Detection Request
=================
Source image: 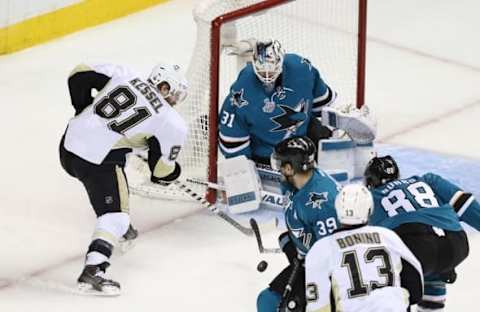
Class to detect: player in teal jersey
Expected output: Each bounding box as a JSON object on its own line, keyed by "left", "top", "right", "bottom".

{"left": 365, "top": 155, "right": 477, "bottom": 311}
{"left": 257, "top": 136, "right": 340, "bottom": 312}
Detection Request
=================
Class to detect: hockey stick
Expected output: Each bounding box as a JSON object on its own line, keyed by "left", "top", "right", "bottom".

{"left": 278, "top": 257, "right": 303, "bottom": 312}
{"left": 186, "top": 178, "right": 225, "bottom": 191}
{"left": 172, "top": 180, "right": 254, "bottom": 236}
{"left": 249, "top": 218, "right": 281, "bottom": 254}
{"left": 130, "top": 155, "right": 253, "bottom": 236}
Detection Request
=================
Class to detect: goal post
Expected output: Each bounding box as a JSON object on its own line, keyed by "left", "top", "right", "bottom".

{"left": 130, "top": 0, "right": 368, "bottom": 203}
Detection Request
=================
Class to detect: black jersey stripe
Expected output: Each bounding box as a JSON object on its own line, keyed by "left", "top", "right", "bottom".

{"left": 451, "top": 192, "right": 473, "bottom": 214}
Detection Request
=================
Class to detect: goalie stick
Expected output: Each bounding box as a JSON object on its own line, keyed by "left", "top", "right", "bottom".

{"left": 249, "top": 218, "right": 281, "bottom": 254}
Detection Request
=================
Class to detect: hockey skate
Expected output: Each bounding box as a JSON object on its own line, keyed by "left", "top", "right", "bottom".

{"left": 77, "top": 262, "right": 120, "bottom": 296}
{"left": 117, "top": 224, "right": 138, "bottom": 254}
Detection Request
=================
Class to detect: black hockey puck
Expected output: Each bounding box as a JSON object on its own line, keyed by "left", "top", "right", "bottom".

{"left": 257, "top": 260, "right": 268, "bottom": 272}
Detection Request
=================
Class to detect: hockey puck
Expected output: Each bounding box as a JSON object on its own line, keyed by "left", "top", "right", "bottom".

{"left": 257, "top": 260, "right": 268, "bottom": 272}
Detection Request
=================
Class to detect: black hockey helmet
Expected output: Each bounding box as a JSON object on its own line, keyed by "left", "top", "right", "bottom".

{"left": 271, "top": 136, "right": 316, "bottom": 173}
{"left": 364, "top": 155, "right": 399, "bottom": 188}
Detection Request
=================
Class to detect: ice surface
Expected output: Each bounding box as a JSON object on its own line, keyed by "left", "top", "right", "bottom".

{"left": 0, "top": 0, "right": 479, "bottom": 311}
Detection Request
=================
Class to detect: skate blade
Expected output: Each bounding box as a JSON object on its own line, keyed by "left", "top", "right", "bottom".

{"left": 77, "top": 282, "right": 121, "bottom": 297}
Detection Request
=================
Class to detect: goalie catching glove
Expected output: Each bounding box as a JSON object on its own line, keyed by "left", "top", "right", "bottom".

{"left": 322, "top": 103, "right": 377, "bottom": 144}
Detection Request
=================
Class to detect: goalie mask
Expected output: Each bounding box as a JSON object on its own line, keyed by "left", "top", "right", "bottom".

{"left": 335, "top": 184, "right": 374, "bottom": 225}
{"left": 253, "top": 39, "right": 285, "bottom": 86}
{"left": 271, "top": 136, "right": 316, "bottom": 173}
{"left": 148, "top": 63, "right": 188, "bottom": 106}
{"left": 364, "top": 155, "right": 400, "bottom": 189}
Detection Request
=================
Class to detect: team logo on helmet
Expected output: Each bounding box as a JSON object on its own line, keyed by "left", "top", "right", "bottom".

{"left": 230, "top": 89, "right": 249, "bottom": 108}
{"left": 306, "top": 192, "right": 328, "bottom": 209}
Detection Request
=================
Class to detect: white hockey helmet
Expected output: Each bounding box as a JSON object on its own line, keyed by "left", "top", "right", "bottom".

{"left": 148, "top": 63, "right": 188, "bottom": 105}
{"left": 335, "top": 184, "right": 374, "bottom": 225}
{"left": 252, "top": 39, "right": 285, "bottom": 85}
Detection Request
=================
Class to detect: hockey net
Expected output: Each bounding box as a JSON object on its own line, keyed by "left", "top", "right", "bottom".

{"left": 128, "top": 0, "right": 367, "bottom": 202}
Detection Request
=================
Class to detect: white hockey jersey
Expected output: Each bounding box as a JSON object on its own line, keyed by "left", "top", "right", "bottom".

{"left": 305, "top": 225, "right": 423, "bottom": 312}
{"left": 64, "top": 63, "right": 187, "bottom": 166}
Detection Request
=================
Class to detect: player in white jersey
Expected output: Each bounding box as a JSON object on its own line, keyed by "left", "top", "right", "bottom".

{"left": 59, "top": 62, "right": 188, "bottom": 295}
{"left": 305, "top": 184, "right": 424, "bottom": 312}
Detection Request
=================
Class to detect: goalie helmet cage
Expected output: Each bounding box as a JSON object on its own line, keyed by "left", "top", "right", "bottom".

{"left": 161, "top": 0, "right": 367, "bottom": 203}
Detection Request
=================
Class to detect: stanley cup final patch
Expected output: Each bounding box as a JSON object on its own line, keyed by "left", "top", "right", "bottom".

{"left": 262, "top": 98, "right": 275, "bottom": 113}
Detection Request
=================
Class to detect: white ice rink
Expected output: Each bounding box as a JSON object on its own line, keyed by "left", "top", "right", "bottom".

{"left": 0, "top": 0, "right": 479, "bottom": 311}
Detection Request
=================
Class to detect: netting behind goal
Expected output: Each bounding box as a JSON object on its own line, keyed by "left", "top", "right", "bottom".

{"left": 132, "top": 0, "right": 367, "bottom": 202}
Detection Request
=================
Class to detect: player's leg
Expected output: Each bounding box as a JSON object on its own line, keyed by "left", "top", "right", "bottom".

{"left": 257, "top": 265, "right": 306, "bottom": 312}
{"left": 437, "top": 229, "right": 469, "bottom": 279}
{"left": 257, "top": 288, "right": 282, "bottom": 312}
{"left": 394, "top": 223, "right": 441, "bottom": 276}
{"left": 72, "top": 159, "right": 131, "bottom": 295}
{"left": 417, "top": 276, "right": 446, "bottom": 312}
{"left": 417, "top": 229, "right": 469, "bottom": 311}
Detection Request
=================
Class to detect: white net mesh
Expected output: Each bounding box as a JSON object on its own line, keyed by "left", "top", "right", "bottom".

{"left": 131, "top": 0, "right": 365, "bottom": 200}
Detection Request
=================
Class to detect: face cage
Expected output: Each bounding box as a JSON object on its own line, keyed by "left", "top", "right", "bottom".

{"left": 254, "top": 64, "right": 282, "bottom": 85}
{"left": 270, "top": 152, "right": 282, "bottom": 171}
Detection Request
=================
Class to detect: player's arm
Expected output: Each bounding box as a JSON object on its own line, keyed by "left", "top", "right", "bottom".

{"left": 305, "top": 240, "right": 333, "bottom": 312}
{"left": 278, "top": 231, "right": 299, "bottom": 263}
{"left": 311, "top": 65, "right": 337, "bottom": 117}
{"left": 423, "top": 173, "right": 480, "bottom": 231}
{"left": 218, "top": 90, "right": 252, "bottom": 159}
{"left": 68, "top": 64, "right": 111, "bottom": 115}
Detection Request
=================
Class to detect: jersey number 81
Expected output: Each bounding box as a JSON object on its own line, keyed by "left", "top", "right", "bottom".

{"left": 95, "top": 86, "right": 152, "bottom": 134}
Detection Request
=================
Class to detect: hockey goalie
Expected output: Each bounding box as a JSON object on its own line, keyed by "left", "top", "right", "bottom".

{"left": 216, "top": 37, "right": 377, "bottom": 214}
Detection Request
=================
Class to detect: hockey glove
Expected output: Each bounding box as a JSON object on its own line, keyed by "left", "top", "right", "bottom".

{"left": 151, "top": 162, "right": 181, "bottom": 186}
{"left": 278, "top": 231, "right": 298, "bottom": 264}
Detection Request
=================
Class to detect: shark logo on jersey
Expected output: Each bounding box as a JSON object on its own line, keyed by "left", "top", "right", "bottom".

{"left": 301, "top": 58, "right": 313, "bottom": 71}
{"left": 270, "top": 99, "right": 307, "bottom": 134}
{"left": 306, "top": 192, "right": 328, "bottom": 209}
{"left": 230, "top": 88, "right": 248, "bottom": 108}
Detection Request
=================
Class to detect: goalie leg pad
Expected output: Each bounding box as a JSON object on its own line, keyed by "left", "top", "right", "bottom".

{"left": 317, "top": 139, "right": 376, "bottom": 182}
{"left": 353, "top": 142, "right": 376, "bottom": 178}
{"left": 317, "top": 138, "right": 355, "bottom": 183}
{"left": 218, "top": 155, "right": 263, "bottom": 214}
